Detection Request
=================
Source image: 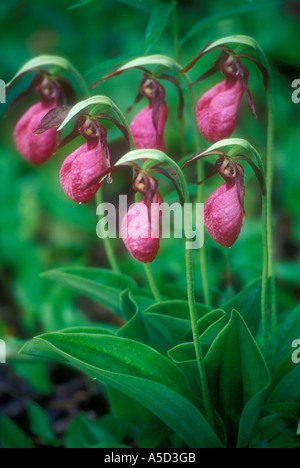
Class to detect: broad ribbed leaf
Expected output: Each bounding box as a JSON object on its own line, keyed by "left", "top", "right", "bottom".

{"left": 118, "top": 300, "right": 211, "bottom": 353}
{"left": 267, "top": 365, "right": 300, "bottom": 404}
{"left": 221, "top": 278, "right": 262, "bottom": 335}
{"left": 21, "top": 331, "right": 223, "bottom": 448}
{"left": 205, "top": 310, "right": 270, "bottom": 446}
{"left": 41, "top": 267, "right": 137, "bottom": 317}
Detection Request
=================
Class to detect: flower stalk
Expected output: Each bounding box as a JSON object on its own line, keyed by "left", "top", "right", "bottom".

{"left": 160, "top": 154, "right": 215, "bottom": 429}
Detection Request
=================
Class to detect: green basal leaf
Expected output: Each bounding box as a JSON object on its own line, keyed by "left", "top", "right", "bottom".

{"left": 185, "top": 309, "right": 225, "bottom": 342}
{"left": 21, "top": 331, "right": 223, "bottom": 448}
{"left": 204, "top": 310, "right": 270, "bottom": 446}
{"left": 108, "top": 386, "right": 155, "bottom": 426}
{"left": 275, "top": 305, "right": 300, "bottom": 361}
{"left": 144, "top": 300, "right": 210, "bottom": 320}
{"left": 264, "top": 402, "right": 300, "bottom": 422}
{"left": 266, "top": 365, "right": 300, "bottom": 405}
{"left": 221, "top": 278, "right": 262, "bottom": 336}
{"left": 250, "top": 415, "right": 300, "bottom": 448}
{"left": 118, "top": 300, "right": 211, "bottom": 354}
{"left": 119, "top": 289, "right": 139, "bottom": 321}
{"left": 41, "top": 267, "right": 137, "bottom": 318}
{"left": 237, "top": 383, "right": 270, "bottom": 448}
{"left": 139, "top": 418, "right": 171, "bottom": 448}
{"left": 168, "top": 343, "right": 196, "bottom": 363}
{"left": 21, "top": 331, "right": 191, "bottom": 398}
{"left": 199, "top": 315, "right": 228, "bottom": 348}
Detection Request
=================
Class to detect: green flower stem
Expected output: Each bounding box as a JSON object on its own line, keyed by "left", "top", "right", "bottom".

{"left": 266, "top": 84, "right": 277, "bottom": 359}
{"left": 144, "top": 263, "right": 162, "bottom": 303}
{"left": 258, "top": 46, "right": 277, "bottom": 359}
{"left": 187, "top": 84, "right": 212, "bottom": 307}
{"left": 163, "top": 155, "right": 214, "bottom": 428}
{"left": 225, "top": 248, "right": 232, "bottom": 301}
{"left": 172, "top": 2, "right": 186, "bottom": 158}
{"left": 69, "top": 64, "right": 90, "bottom": 98}
{"left": 96, "top": 190, "right": 120, "bottom": 274}
{"left": 261, "top": 195, "right": 270, "bottom": 360}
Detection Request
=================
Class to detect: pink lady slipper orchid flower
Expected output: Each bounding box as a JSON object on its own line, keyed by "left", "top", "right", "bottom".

{"left": 204, "top": 160, "right": 245, "bottom": 247}
{"left": 129, "top": 77, "right": 168, "bottom": 151}
{"left": 60, "top": 119, "right": 110, "bottom": 204}
{"left": 120, "top": 173, "right": 163, "bottom": 263}
{"left": 15, "top": 99, "right": 57, "bottom": 165}
{"left": 196, "top": 76, "right": 244, "bottom": 143}
{"left": 121, "top": 192, "right": 163, "bottom": 263}
{"left": 13, "top": 77, "right": 63, "bottom": 165}
{"left": 182, "top": 50, "right": 259, "bottom": 144}
{"left": 60, "top": 141, "right": 107, "bottom": 204}
{"left": 10, "top": 72, "right": 77, "bottom": 166}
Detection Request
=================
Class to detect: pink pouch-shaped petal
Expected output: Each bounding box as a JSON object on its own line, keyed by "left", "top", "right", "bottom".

{"left": 60, "top": 142, "right": 106, "bottom": 204}
{"left": 130, "top": 103, "right": 168, "bottom": 151}
{"left": 14, "top": 101, "right": 57, "bottom": 165}
{"left": 121, "top": 194, "right": 163, "bottom": 263}
{"left": 204, "top": 182, "right": 245, "bottom": 247}
{"left": 196, "top": 78, "right": 244, "bottom": 143}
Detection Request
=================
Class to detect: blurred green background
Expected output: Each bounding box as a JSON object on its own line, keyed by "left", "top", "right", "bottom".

{"left": 0, "top": 0, "right": 299, "bottom": 435}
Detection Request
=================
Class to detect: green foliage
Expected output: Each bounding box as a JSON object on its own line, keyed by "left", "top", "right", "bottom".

{"left": 0, "top": 417, "right": 35, "bottom": 449}
{"left": 0, "top": 0, "right": 299, "bottom": 450}
{"left": 21, "top": 330, "right": 223, "bottom": 448}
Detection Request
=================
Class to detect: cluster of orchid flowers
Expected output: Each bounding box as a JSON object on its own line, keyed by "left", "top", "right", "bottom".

{"left": 8, "top": 45, "right": 266, "bottom": 264}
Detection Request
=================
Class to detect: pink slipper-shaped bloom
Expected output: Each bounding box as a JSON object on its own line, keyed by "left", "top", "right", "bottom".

{"left": 196, "top": 78, "right": 244, "bottom": 143}
{"left": 130, "top": 102, "right": 168, "bottom": 151}
{"left": 204, "top": 180, "right": 245, "bottom": 247}
{"left": 14, "top": 100, "right": 57, "bottom": 165}
{"left": 121, "top": 193, "right": 163, "bottom": 263}
{"left": 60, "top": 141, "right": 107, "bottom": 204}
